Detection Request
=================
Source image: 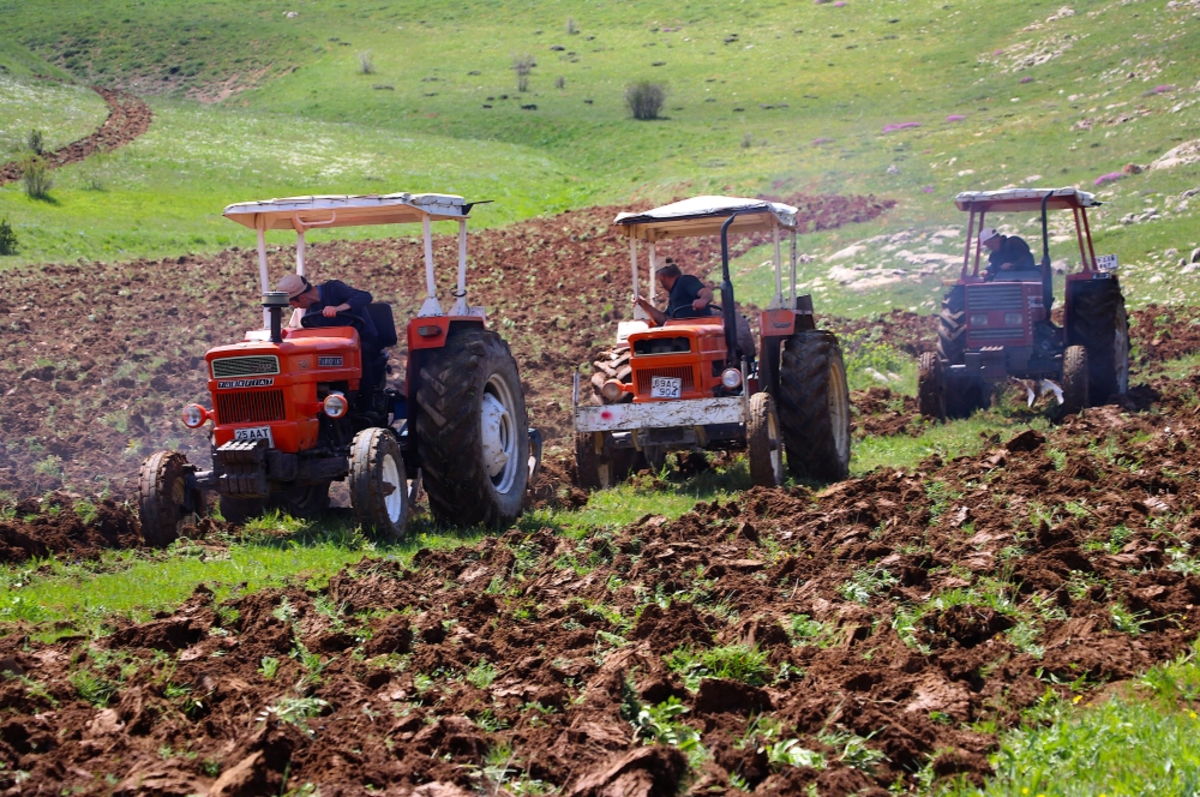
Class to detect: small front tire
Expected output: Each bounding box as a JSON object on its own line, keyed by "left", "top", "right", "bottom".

{"left": 138, "top": 451, "right": 203, "bottom": 547}
{"left": 1061, "top": 345, "right": 1089, "bottom": 416}
{"left": 917, "top": 352, "right": 947, "bottom": 421}
{"left": 349, "top": 428, "right": 407, "bottom": 540}
{"left": 747, "top": 392, "right": 784, "bottom": 487}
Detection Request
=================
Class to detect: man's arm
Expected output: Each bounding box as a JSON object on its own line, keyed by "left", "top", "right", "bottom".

{"left": 320, "top": 280, "right": 373, "bottom": 317}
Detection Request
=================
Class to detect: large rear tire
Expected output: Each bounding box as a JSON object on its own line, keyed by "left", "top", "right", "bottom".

{"left": 1061, "top": 345, "right": 1089, "bottom": 416}
{"left": 1069, "top": 279, "right": 1128, "bottom": 404}
{"left": 937, "top": 285, "right": 968, "bottom": 365}
{"left": 747, "top": 392, "right": 784, "bottom": 487}
{"left": 414, "top": 327, "right": 530, "bottom": 528}
{"left": 917, "top": 352, "right": 946, "bottom": 421}
{"left": 349, "top": 428, "right": 407, "bottom": 540}
{"left": 138, "top": 451, "right": 202, "bottom": 548}
{"left": 759, "top": 336, "right": 783, "bottom": 398}
{"left": 776, "top": 330, "right": 851, "bottom": 482}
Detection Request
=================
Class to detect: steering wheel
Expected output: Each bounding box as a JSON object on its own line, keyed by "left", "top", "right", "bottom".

{"left": 669, "top": 303, "right": 717, "bottom": 319}
{"left": 301, "top": 310, "right": 366, "bottom": 332}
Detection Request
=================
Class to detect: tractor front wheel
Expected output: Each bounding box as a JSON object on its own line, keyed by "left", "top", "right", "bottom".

{"left": 415, "top": 327, "right": 530, "bottom": 528}
{"left": 917, "top": 352, "right": 946, "bottom": 421}
{"left": 747, "top": 392, "right": 784, "bottom": 487}
{"left": 138, "top": 451, "right": 203, "bottom": 547}
{"left": 349, "top": 428, "right": 407, "bottom": 540}
{"left": 574, "top": 433, "right": 643, "bottom": 489}
{"left": 777, "top": 330, "right": 851, "bottom": 481}
{"left": 1061, "top": 345, "right": 1089, "bottom": 416}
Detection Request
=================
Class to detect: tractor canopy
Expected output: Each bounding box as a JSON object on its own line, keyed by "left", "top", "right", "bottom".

{"left": 222, "top": 192, "right": 469, "bottom": 229}
{"left": 614, "top": 195, "right": 797, "bottom": 240}
{"left": 954, "top": 187, "right": 1100, "bottom": 214}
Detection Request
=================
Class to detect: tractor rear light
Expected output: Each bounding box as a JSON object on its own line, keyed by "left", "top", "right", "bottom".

{"left": 720, "top": 368, "right": 742, "bottom": 389}
{"left": 600, "top": 379, "right": 625, "bottom": 402}
{"left": 323, "top": 392, "right": 349, "bottom": 419}
{"left": 417, "top": 325, "right": 443, "bottom": 337}
{"left": 1004, "top": 312, "right": 1023, "bottom": 326}
{"left": 969, "top": 313, "right": 988, "bottom": 326}
{"left": 181, "top": 404, "right": 209, "bottom": 428}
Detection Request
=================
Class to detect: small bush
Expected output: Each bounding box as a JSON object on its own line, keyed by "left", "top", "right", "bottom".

{"left": 21, "top": 155, "right": 52, "bottom": 199}
{"left": 27, "top": 129, "right": 44, "bottom": 155}
{"left": 566, "top": 17, "right": 579, "bottom": 35}
{"left": 625, "top": 81, "right": 668, "bottom": 120}
{"left": 358, "top": 51, "right": 375, "bottom": 74}
{"left": 513, "top": 54, "right": 535, "bottom": 92}
{"left": 0, "top": 220, "right": 16, "bottom": 256}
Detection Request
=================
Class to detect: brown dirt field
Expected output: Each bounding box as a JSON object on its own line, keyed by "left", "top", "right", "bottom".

{"left": 2, "top": 376, "right": 1200, "bottom": 794}
{"left": 0, "top": 87, "right": 152, "bottom": 184}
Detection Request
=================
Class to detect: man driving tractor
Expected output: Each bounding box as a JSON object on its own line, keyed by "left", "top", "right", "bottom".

{"left": 633, "top": 259, "right": 715, "bottom": 324}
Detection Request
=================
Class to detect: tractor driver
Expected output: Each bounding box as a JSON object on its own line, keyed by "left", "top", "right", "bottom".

{"left": 980, "top": 227, "right": 1037, "bottom": 281}
{"left": 277, "top": 274, "right": 384, "bottom": 394}
{"left": 633, "top": 260, "right": 715, "bottom": 326}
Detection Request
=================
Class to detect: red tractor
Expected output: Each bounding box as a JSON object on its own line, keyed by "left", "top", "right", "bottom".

{"left": 920, "top": 187, "right": 1129, "bottom": 419}
{"left": 139, "top": 193, "right": 539, "bottom": 545}
{"left": 574, "top": 196, "right": 851, "bottom": 487}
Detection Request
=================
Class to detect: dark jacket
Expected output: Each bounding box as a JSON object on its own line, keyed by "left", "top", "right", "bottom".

{"left": 666, "top": 275, "right": 715, "bottom": 319}
{"left": 986, "top": 236, "right": 1036, "bottom": 278}
{"left": 305, "top": 279, "right": 379, "bottom": 348}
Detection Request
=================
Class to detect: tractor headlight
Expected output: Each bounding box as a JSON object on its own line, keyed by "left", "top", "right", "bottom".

{"left": 600, "top": 379, "right": 624, "bottom": 402}
{"left": 721, "top": 368, "right": 743, "bottom": 389}
{"left": 969, "top": 313, "right": 988, "bottom": 326}
{"left": 323, "top": 392, "right": 348, "bottom": 419}
{"left": 182, "top": 404, "right": 209, "bottom": 428}
{"left": 1004, "top": 312, "right": 1024, "bottom": 326}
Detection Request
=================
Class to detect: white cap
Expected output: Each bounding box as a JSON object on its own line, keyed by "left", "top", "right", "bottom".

{"left": 276, "top": 273, "right": 310, "bottom": 299}
{"left": 978, "top": 227, "right": 1000, "bottom": 244}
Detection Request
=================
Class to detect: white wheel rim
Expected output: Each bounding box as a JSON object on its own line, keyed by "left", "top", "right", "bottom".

{"left": 482, "top": 374, "right": 518, "bottom": 494}
{"left": 767, "top": 401, "right": 783, "bottom": 485}
{"left": 830, "top": 359, "right": 851, "bottom": 465}
{"left": 381, "top": 452, "right": 403, "bottom": 524}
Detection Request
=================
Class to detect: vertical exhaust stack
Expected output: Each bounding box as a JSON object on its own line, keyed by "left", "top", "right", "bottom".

{"left": 262, "top": 291, "right": 290, "bottom": 344}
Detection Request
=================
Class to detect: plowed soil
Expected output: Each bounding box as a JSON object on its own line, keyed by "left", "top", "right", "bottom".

{"left": 5, "top": 194, "right": 1200, "bottom": 794}
{"left": 0, "top": 87, "right": 152, "bottom": 183}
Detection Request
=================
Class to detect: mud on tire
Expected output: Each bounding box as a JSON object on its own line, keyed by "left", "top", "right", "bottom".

{"left": 917, "top": 351, "right": 946, "bottom": 421}
{"left": 776, "top": 330, "right": 851, "bottom": 481}
{"left": 1068, "top": 278, "right": 1129, "bottom": 403}
{"left": 1061, "top": 345, "right": 1089, "bottom": 416}
{"left": 349, "top": 427, "right": 407, "bottom": 540}
{"left": 415, "top": 326, "right": 530, "bottom": 528}
{"left": 747, "top": 392, "right": 784, "bottom": 487}
{"left": 937, "top": 285, "right": 967, "bottom": 365}
{"left": 138, "top": 451, "right": 202, "bottom": 547}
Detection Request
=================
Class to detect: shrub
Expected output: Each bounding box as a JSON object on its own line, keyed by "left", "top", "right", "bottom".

{"left": 358, "top": 51, "right": 375, "bottom": 74}
{"left": 21, "top": 155, "right": 52, "bottom": 199}
{"left": 513, "top": 54, "right": 535, "bottom": 92}
{"left": 0, "top": 220, "right": 16, "bottom": 256}
{"left": 27, "top": 128, "right": 44, "bottom": 155}
{"left": 625, "top": 81, "right": 668, "bottom": 120}
{"left": 566, "top": 17, "right": 579, "bottom": 35}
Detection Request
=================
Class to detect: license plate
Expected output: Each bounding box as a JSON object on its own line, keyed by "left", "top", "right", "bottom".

{"left": 1096, "top": 254, "right": 1119, "bottom": 272}
{"left": 650, "top": 377, "right": 682, "bottom": 398}
{"left": 234, "top": 426, "right": 274, "bottom": 446}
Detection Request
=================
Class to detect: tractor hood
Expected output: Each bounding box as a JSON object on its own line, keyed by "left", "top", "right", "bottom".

{"left": 614, "top": 196, "right": 798, "bottom": 241}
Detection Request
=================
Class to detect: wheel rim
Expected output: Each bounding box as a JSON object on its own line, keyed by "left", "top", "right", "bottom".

{"left": 482, "top": 373, "right": 518, "bottom": 494}
{"left": 381, "top": 452, "right": 403, "bottom": 524}
{"left": 767, "top": 403, "right": 783, "bottom": 485}
{"left": 829, "top": 358, "right": 851, "bottom": 465}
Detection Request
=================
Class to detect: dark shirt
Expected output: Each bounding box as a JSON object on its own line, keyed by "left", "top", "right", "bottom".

{"left": 986, "top": 236, "right": 1036, "bottom": 278}
{"left": 305, "top": 279, "right": 379, "bottom": 348}
{"left": 665, "top": 275, "right": 713, "bottom": 319}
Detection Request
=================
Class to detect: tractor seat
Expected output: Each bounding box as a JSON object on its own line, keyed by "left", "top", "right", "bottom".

{"left": 367, "top": 302, "right": 398, "bottom": 348}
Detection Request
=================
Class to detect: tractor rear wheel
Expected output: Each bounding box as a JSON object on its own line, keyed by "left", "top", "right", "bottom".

{"left": 218, "top": 495, "right": 265, "bottom": 526}
{"left": 917, "top": 352, "right": 947, "bottom": 421}
{"left": 349, "top": 428, "right": 407, "bottom": 540}
{"left": 776, "top": 330, "right": 851, "bottom": 481}
{"left": 747, "top": 392, "right": 784, "bottom": 487}
{"left": 138, "top": 451, "right": 202, "bottom": 547}
{"left": 415, "top": 327, "right": 530, "bottom": 528}
{"left": 937, "top": 286, "right": 968, "bottom": 365}
{"left": 1069, "top": 279, "right": 1129, "bottom": 403}
{"left": 1061, "top": 345, "right": 1090, "bottom": 415}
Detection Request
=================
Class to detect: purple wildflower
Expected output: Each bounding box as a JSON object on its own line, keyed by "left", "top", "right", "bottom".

{"left": 1094, "top": 172, "right": 1125, "bottom": 186}
{"left": 833, "top": 1, "right": 846, "bottom": 5}
{"left": 922, "top": 185, "right": 936, "bottom": 194}
{"left": 882, "top": 122, "right": 921, "bottom": 133}
{"left": 993, "top": 49, "right": 1005, "bottom": 56}
{"left": 811, "top": 137, "right": 834, "bottom": 145}
{"left": 1152, "top": 84, "right": 1174, "bottom": 93}
{"left": 945, "top": 114, "right": 965, "bottom": 122}
{"left": 1020, "top": 76, "right": 1033, "bottom": 84}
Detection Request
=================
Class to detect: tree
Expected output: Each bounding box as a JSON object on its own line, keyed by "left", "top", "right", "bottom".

{"left": 625, "top": 81, "right": 668, "bottom": 120}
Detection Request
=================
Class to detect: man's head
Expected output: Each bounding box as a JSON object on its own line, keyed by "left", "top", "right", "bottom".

{"left": 655, "top": 261, "right": 682, "bottom": 289}
{"left": 276, "top": 274, "right": 319, "bottom": 308}
{"left": 979, "top": 227, "right": 1002, "bottom": 252}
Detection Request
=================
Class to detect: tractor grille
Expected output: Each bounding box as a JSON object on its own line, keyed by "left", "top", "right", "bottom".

{"left": 970, "top": 328, "right": 1026, "bottom": 342}
{"left": 215, "top": 390, "right": 286, "bottom": 424}
{"left": 967, "top": 284, "right": 1024, "bottom": 311}
{"left": 211, "top": 355, "right": 280, "bottom": 379}
{"left": 635, "top": 366, "right": 696, "bottom": 395}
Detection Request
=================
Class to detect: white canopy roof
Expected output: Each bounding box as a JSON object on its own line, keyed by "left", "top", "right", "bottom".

{"left": 954, "top": 187, "right": 1099, "bottom": 212}
{"left": 613, "top": 195, "right": 798, "bottom": 241}
{"left": 223, "top": 192, "right": 468, "bottom": 231}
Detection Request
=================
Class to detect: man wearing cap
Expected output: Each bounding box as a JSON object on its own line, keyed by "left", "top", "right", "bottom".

{"left": 633, "top": 260, "right": 715, "bottom": 326}
{"left": 277, "top": 274, "right": 383, "bottom": 393}
{"left": 979, "top": 227, "right": 1036, "bottom": 281}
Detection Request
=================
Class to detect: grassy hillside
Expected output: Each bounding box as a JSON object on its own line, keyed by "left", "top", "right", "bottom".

{"left": 0, "top": 0, "right": 1197, "bottom": 295}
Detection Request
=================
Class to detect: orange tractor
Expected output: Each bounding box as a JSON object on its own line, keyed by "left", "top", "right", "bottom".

{"left": 574, "top": 196, "right": 851, "bottom": 487}
{"left": 920, "top": 187, "right": 1129, "bottom": 418}
{"left": 139, "top": 193, "right": 539, "bottom": 545}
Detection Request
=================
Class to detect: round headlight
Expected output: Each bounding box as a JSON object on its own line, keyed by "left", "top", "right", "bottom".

{"left": 182, "top": 404, "right": 208, "bottom": 428}
{"left": 323, "top": 392, "right": 348, "bottom": 419}
{"left": 600, "top": 379, "right": 624, "bottom": 402}
{"left": 720, "top": 368, "right": 742, "bottom": 389}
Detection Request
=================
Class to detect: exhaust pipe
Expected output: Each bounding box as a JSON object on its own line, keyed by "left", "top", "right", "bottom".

{"left": 262, "top": 291, "right": 290, "bottom": 344}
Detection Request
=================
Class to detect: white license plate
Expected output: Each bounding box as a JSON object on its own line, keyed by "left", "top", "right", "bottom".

{"left": 1096, "top": 254, "right": 1119, "bottom": 272}
{"left": 234, "top": 426, "right": 274, "bottom": 446}
{"left": 650, "top": 377, "right": 682, "bottom": 398}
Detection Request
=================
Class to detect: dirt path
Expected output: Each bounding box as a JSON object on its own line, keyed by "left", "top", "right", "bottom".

{"left": 0, "top": 86, "right": 152, "bottom": 184}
